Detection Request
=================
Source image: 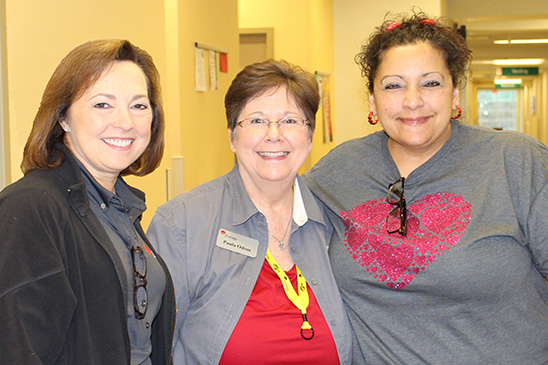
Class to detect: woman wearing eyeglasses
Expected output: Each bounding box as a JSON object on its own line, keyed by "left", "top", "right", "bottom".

{"left": 0, "top": 40, "right": 175, "bottom": 364}
{"left": 304, "top": 10, "right": 548, "bottom": 364}
{"left": 147, "top": 60, "right": 351, "bottom": 364}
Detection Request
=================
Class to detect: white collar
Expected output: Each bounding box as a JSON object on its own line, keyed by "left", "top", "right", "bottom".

{"left": 292, "top": 178, "right": 308, "bottom": 227}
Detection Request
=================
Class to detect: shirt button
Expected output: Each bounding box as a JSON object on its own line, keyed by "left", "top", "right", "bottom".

{"left": 146, "top": 322, "right": 150, "bottom": 328}
{"left": 330, "top": 319, "right": 337, "bottom": 326}
{"left": 100, "top": 203, "right": 106, "bottom": 209}
{"left": 310, "top": 279, "right": 318, "bottom": 285}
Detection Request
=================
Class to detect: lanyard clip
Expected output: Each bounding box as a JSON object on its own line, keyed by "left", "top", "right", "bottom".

{"left": 300, "top": 313, "right": 314, "bottom": 340}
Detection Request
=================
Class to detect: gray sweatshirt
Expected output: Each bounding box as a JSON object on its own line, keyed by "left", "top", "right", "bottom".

{"left": 304, "top": 120, "right": 548, "bottom": 364}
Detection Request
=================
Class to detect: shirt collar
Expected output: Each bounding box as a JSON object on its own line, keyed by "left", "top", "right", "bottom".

{"left": 294, "top": 174, "right": 328, "bottom": 228}
{"left": 76, "top": 158, "right": 146, "bottom": 213}
{"left": 229, "top": 165, "right": 260, "bottom": 226}
{"left": 293, "top": 178, "right": 307, "bottom": 227}
{"left": 228, "top": 164, "right": 327, "bottom": 229}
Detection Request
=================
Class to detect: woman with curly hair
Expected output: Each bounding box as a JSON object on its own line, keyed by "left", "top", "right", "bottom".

{"left": 305, "top": 10, "right": 548, "bottom": 364}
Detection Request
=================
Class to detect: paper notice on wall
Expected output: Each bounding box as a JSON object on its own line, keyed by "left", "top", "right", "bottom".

{"left": 209, "top": 50, "right": 218, "bottom": 91}
{"left": 317, "top": 75, "right": 324, "bottom": 105}
{"left": 195, "top": 47, "right": 207, "bottom": 92}
{"left": 322, "top": 75, "right": 333, "bottom": 143}
{"left": 316, "top": 74, "right": 333, "bottom": 143}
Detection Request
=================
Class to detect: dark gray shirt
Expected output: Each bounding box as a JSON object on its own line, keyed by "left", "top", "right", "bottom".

{"left": 304, "top": 120, "right": 548, "bottom": 364}
{"left": 78, "top": 163, "right": 166, "bottom": 365}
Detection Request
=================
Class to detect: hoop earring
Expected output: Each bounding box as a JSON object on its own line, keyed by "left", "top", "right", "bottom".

{"left": 368, "top": 112, "right": 378, "bottom": 125}
{"left": 451, "top": 105, "right": 462, "bottom": 120}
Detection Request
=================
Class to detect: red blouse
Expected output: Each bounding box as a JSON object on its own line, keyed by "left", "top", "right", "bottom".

{"left": 219, "top": 259, "right": 340, "bottom": 364}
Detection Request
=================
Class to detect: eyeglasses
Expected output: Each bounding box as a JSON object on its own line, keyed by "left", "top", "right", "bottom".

{"left": 132, "top": 246, "right": 148, "bottom": 319}
{"left": 236, "top": 117, "right": 310, "bottom": 131}
{"left": 386, "top": 177, "right": 407, "bottom": 236}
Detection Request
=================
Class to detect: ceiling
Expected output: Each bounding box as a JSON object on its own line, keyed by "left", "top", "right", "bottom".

{"left": 456, "top": 15, "right": 548, "bottom": 84}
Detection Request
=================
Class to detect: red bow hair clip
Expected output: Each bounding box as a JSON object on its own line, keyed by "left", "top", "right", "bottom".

{"left": 420, "top": 19, "right": 437, "bottom": 25}
{"left": 385, "top": 21, "right": 401, "bottom": 31}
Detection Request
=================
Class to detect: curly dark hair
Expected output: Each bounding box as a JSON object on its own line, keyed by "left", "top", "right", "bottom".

{"left": 355, "top": 9, "right": 472, "bottom": 93}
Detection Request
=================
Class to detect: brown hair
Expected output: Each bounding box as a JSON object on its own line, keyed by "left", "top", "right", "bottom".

{"left": 355, "top": 9, "right": 472, "bottom": 93}
{"left": 21, "top": 39, "right": 164, "bottom": 176}
{"left": 225, "top": 59, "right": 319, "bottom": 134}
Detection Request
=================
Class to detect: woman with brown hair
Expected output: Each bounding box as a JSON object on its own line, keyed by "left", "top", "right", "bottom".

{"left": 148, "top": 59, "right": 351, "bottom": 364}
{"left": 0, "top": 39, "right": 175, "bottom": 364}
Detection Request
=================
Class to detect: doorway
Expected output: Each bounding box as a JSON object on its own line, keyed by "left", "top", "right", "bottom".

{"left": 477, "top": 89, "right": 520, "bottom": 131}
{"left": 239, "top": 27, "right": 274, "bottom": 70}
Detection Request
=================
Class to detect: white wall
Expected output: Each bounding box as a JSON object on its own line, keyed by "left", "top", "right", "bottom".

{"left": 333, "top": 0, "right": 445, "bottom": 144}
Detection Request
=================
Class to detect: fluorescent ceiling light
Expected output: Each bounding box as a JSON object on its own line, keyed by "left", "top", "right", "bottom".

{"left": 494, "top": 39, "right": 548, "bottom": 44}
{"left": 492, "top": 58, "right": 544, "bottom": 65}
{"left": 494, "top": 78, "right": 522, "bottom": 84}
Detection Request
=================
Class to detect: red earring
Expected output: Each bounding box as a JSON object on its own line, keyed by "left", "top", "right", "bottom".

{"left": 368, "top": 112, "right": 378, "bottom": 125}
{"left": 451, "top": 105, "right": 462, "bottom": 120}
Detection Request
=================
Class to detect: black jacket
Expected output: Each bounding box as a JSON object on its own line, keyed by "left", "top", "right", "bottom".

{"left": 0, "top": 145, "right": 175, "bottom": 364}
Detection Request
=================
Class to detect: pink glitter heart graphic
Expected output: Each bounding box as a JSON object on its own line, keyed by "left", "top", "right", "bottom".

{"left": 342, "top": 192, "right": 471, "bottom": 290}
{"left": 347, "top": 226, "right": 368, "bottom": 250}
{"left": 414, "top": 236, "right": 439, "bottom": 254}
{"left": 377, "top": 243, "right": 414, "bottom": 281}
{"left": 368, "top": 233, "right": 385, "bottom": 250}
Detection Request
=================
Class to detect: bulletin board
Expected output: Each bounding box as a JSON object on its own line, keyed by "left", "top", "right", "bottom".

{"left": 194, "top": 42, "right": 228, "bottom": 92}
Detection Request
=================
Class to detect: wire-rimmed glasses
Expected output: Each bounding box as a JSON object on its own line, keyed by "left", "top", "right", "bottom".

{"left": 386, "top": 177, "right": 407, "bottom": 236}
{"left": 236, "top": 117, "right": 310, "bottom": 132}
{"left": 132, "top": 246, "right": 148, "bottom": 319}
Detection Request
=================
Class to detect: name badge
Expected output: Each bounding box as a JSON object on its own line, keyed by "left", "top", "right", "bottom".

{"left": 216, "top": 229, "right": 259, "bottom": 258}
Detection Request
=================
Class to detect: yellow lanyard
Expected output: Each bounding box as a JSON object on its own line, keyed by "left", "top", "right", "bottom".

{"left": 265, "top": 249, "right": 314, "bottom": 340}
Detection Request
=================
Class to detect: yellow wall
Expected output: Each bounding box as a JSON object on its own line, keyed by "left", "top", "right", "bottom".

{"left": 539, "top": 72, "right": 548, "bottom": 143}
{"left": 5, "top": 0, "right": 167, "bottom": 181}
{"left": 130, "top": 0, "right": 239, "bottom": 227}
{"left": 239, "top": 0, "right": 337, "bottom": 170}
{"left": 0, "top": 0, "right": 9, "bottom": 188}
{"left": 173, "top": 1, "right": 239, "bottom": 190}
{"left": 3, "top": 0, "right": 239, "bottom": 227}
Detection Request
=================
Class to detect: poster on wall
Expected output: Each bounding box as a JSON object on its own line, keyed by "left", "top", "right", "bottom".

{"left": 194, "top": 42, "right": 229, "bottom": 92}
{"left": 316, "top": 72, "right": 333, "bottom": 143}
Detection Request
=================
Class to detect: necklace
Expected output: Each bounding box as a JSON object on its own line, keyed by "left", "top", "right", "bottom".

{"left": 269, "top": 208, "right": 293, "bottom": 250}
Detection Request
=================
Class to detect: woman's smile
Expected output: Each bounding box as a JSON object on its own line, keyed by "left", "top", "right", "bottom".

{"left": 257, "top": 151, "right": 289, "bottom": 159}
{"left": 102, "top": 137, "right": 135, "bottom": 148}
